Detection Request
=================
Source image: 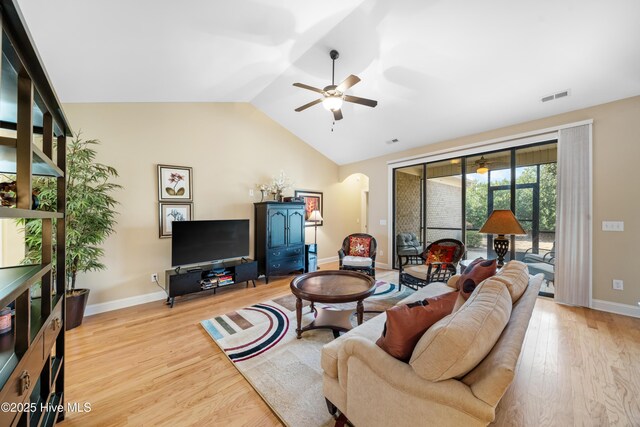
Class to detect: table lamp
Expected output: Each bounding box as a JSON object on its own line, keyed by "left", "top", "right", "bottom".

{"left": 479, "top": 209, "right": 526, "bottom": 267}
{"left": 308, "top": 209, "right": 323, "bottom": 245}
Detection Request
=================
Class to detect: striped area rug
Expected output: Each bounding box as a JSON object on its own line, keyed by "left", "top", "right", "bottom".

{"left": 200, "top": 281, "right": 413, "bottom": 426}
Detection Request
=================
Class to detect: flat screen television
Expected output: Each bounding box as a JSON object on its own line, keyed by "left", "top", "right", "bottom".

{"left": 171, "top": 219, "right": 249, "bottom": 267}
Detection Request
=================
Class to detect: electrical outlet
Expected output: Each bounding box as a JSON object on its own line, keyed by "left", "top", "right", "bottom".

{"left": 379, "top": 219, "right": 387, "bottom": 226}
{"left": 379, "top": 250, "right": 383, "bottom": 257}
{"left": 151, "top": 273, "right": 158, "bottom": 283}
{"left": 612, "top": 279, "right": 623, "bottom": 291}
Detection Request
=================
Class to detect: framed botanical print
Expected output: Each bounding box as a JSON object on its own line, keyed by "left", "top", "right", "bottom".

{"left": 159, "top": 203, "right": 193, "bottom": 238}
{"left": 158, "top": 165, "right": 193, "bottom": 201}
{"left": 295, "top": 190, "right": 323, "bottom": 227}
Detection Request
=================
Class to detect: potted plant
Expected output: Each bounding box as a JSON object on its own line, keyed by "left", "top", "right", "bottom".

{"left": 22, "top": 134, "right": 122, "bottom": 330}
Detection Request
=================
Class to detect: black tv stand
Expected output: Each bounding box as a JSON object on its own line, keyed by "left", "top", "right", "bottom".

{"left": 164, "top": 258, "right": 258, "bottom": 307}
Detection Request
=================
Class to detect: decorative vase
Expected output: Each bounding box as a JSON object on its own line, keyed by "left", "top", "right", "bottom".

{"left": 276, "top": 190, "right": 283, "bottom": 202}
{"left": 260, "top": 189, "right": 267, "bottom": 202}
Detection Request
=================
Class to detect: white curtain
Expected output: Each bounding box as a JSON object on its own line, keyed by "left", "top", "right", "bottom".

{"left": 555, "top": 124, "right": 592, "bottom": 306}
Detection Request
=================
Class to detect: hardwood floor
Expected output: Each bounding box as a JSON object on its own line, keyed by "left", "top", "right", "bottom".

{"left": 59, "top": 263, "right": 640, "bottom": 426}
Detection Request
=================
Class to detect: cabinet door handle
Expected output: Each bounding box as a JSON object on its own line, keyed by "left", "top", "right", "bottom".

{"left": 273, "top": 264, "right": 280, "bottom": 269}
{"left": 19, "top": 371, "right": 31, "bottom": 396}
{"left": 273, "top": 252, "right": 280, "bottom": 256}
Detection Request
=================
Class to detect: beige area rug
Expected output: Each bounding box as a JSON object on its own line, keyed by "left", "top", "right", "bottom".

{"left": 200, "top": 281, "right": 413, "bottom": 427}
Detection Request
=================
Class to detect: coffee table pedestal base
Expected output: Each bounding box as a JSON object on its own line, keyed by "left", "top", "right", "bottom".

{"left": 295, "top": 298, "right": 364, "bottom": 339}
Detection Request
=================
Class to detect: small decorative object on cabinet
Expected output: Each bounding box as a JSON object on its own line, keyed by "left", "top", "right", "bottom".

{"left": 0, "top": 1, "right": 71, "bottom": 423}
{"left": 258, "top": 170, "right": 294, "bottom": 203}
{"left": 254, "top": 202, "right": 306, "bottom": 283}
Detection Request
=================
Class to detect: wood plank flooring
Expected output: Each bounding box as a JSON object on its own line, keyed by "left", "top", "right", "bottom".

{"left": 59, "top": 263, "right": 640, "bottom": 426}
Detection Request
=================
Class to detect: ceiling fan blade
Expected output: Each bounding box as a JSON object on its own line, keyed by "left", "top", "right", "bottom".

{"left": 343, "top": 95, "right": 378, "bottom": 108}
{"left": 336, "top": 74, "right": 361, "bottom": 93}
{"left": 293, "top": 82, "right": 325, "bottom": 94}
{"left": 333, "top": 109, "right": 343, "bottom": 121}
{"left": 295, "top": 98, "right": 323, "bottom": 112}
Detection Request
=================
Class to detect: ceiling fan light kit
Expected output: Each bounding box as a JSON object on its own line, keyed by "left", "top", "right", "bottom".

{"left": 322, "top": 95, "right": 343, "bottom": 111}
{"left": 476, "top": 156, "right": 489, "bottom": 174}
{"left": 293, "top": 49, "right": 377, "bottom": 121}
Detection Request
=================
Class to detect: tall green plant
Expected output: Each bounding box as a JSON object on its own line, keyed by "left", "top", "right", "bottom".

{"left": 23, "top": 134, "right": 122, "bottom": 291}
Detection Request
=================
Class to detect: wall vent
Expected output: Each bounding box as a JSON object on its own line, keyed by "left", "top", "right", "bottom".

{"left": 541, "top": 89, "right": 570, "bottom": 102}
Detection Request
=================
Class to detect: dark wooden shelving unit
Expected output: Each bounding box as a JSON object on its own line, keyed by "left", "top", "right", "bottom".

{"left": 0, "top": 1, "right": 71, "bottom": 425}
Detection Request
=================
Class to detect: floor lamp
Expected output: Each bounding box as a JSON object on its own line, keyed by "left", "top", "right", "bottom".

{"left": 308, "top": 209, "right": 323, "bottom": 245}
{"left": 479, "top": 209, "right": 526, "bottom": 267}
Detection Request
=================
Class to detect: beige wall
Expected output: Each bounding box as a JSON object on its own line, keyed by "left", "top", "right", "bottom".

{"left": 340, "top": 95, "right": 640, "bottom": 307}
{"left": 62, "top": 103, "right": 363, "bottom": 305}
{"left": 1, "top": 219, "right": 24, "bottom": 267}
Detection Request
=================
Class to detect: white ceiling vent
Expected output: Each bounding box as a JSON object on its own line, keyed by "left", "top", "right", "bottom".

{"left": 541, "top": 89, "right": 571, "bottom": 102}
{"left": 386, "top": 138, "right": 399, "bottom": 145}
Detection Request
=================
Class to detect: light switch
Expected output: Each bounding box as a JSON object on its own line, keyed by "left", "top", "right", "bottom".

{"left": 613, "top": 280, "right": 624, "bottom": 290}
{"left": 602, "top": 221, "right": 624, "bottom": 232}
{"left": 249, "top": 189, "right": 254, "bottom": 197}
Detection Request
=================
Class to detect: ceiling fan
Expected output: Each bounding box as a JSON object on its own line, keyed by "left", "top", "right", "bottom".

{"left": 474, "top": 156, "right": 510, "bottom": 174}
{"left": 293, "top": 50, "right": 377, "bottom": 121}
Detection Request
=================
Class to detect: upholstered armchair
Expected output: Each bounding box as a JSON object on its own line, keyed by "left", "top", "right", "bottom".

{"left": 338, "top": 233, "right": 377, "bottom": 277}
{"left": 399, "top": 238, "right": 465, "bottom": 290}
{"left": 396, "top": 232, "right": 424, "bottom": 266}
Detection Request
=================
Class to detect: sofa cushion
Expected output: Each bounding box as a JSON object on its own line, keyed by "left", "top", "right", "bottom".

{"left": 398, "top": 282, "right": 455, "bottom": 305}
{"left": 492, "top": 260, "right": 529, "bottom": 303}
{"left": 459, "top": 258, "right": 497, "bottom": 299}
{"left": 376, "top": 292, "right": 458, "bottom": 362}
{"left": 409, "top": 279, "right": 512, "bottom": 381}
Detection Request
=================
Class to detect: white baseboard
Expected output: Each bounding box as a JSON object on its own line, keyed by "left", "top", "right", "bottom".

{"left": 591, "top": 299, "right": 640, "bottom": 318}
{"left": 318, "top": 255, "right": 338, "bottom": 265}
{"left": 85, "top": 290, "right": 167, "bottom": 316}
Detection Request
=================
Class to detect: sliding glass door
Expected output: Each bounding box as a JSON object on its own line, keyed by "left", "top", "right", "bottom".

{"left": 392, "top": 141, "right": 557, "bottom": 294}
{"left": 426, "top": 159, "right": 463, "bottom": 244}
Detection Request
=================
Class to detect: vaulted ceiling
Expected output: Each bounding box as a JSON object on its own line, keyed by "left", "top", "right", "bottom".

{"left": 17, "top": 0, "right": 640, "bottom": 164}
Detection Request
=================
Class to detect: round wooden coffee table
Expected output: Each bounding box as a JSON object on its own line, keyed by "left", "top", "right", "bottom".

{"left": 290, "top": 270, "right": 376, "bottom": 339}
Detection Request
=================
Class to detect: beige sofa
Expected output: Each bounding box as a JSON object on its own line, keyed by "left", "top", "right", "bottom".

{"left": 321, "top": 262, "right": 543, "bottom": 426}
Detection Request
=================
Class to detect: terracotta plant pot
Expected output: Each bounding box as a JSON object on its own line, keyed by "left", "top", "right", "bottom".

{"left": 65, "top": 289, "right": 90, "bottom": 330}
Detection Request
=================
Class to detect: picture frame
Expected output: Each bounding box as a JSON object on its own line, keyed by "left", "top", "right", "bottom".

{"left": 159, "top": 203, "right": 193, "bottom": 238}
{"left": 294, "top": 190, "right": 323, "bottom": 227}
{"left": 158, "top": 165, "right": 193, "bottom": 202}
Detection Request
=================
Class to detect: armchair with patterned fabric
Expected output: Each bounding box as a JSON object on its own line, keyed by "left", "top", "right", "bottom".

{"left": 399, "top": 238, "right": 465, "bottom": 290}
{"left": 338, "top": 233, "right": 377, "bottom": 277}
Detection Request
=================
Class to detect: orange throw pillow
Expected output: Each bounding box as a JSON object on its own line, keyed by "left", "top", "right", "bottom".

{"left": 425, "top": 244, "right": 456, "bottom": 265}
{"left": 348, "top": 236, "right": 371, "bottom": 257}
{"left": 376, "top": 292, "right": 458, "bottom": 362}
{"left": 459, "top": 258, "right": 497, "bottom": 299}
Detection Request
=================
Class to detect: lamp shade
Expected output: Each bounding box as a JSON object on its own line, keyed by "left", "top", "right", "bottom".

{"left": 479, "top": 210, "right": 526, "bottom": 235}
{"left": 308, "top": 209, "right": 323, "bottom": 222}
